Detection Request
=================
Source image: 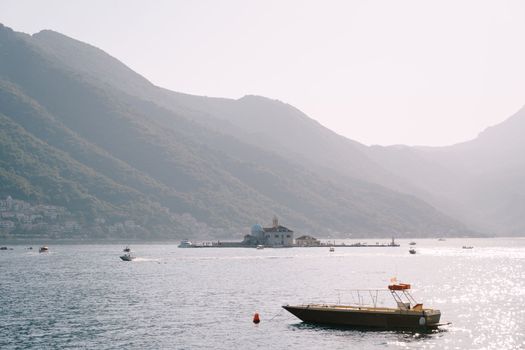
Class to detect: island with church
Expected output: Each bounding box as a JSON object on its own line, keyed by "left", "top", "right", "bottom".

{"left": 177, "top": 217, "right": 400, "bottom": 248}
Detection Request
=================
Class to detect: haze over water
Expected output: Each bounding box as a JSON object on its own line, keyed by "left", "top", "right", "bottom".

{"left": 1, "top": 238, "right": 524, "bottom": 349}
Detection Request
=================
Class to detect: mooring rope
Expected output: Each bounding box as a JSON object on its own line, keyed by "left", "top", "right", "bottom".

{"left": 267, "top": 308, "right": 285, "bottom": 321}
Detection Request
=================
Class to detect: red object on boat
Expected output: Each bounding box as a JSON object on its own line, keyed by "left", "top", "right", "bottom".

{"left": 388, "top": 283, "right": 411, "bottom": 290}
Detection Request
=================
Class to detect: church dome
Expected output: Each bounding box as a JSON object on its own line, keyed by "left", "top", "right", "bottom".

{"left": 251, "top": 224, "right": 263, "bottom": 235}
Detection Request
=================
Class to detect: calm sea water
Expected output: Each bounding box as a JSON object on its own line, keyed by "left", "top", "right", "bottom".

{"left": 1, "top": 238, "right": 524, "bottom": 349}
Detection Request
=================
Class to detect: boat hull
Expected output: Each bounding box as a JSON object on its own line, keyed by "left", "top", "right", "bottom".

{"left": 283, "top": 305, "right": 441, "bottom": 330}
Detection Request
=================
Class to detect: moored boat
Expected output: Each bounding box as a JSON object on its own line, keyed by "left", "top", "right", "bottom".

{"left": 409, "top": 241, "right": 416, "bottom": 245}
{"left": 462, "top": 246, "right": 474, "bottom": 249}
{"left": 256, "top": 245, "right": 264, "bottom": 250}
{"left": 123, "top": 246, "right": 131, "bottom": 252}
{"left": 283, "top": 283, "right": 442, "bottom": 330}
{"left": 39, "top": 246, "right": 49, "bottom": 253}
{"left": 409, "top": 248, "right": 416, "bottom": 254}
{"left": 178, "top": 239, "right": 194, "bottom": 248}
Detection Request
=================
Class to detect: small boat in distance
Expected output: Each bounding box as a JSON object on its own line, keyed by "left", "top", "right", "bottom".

{"left": 256, "top": 245, "right": 264, "bottom": 250}
{"left": 409, "top": 248, "right": 416, "bottom": 254}
{"left": 0, "top": 246, "right": 7, "bottom": 250}
{"left": 329, "top": 247, "right": 335, "bottom": 252}
{"left": 438, "top": 238, "right": 446, "bottom": 241}
{"left": 283, "top": 282, "right": 442, "bottom": 330}
{"left": 409, "top": 242, "right": 416, "bottom": 245}
{"left": 123, "top": 246, "right": 131, "bottom": 252}
{"left": 39, "top": 246, "right": 49, "bottom": 253}
{"left": 462, "top": 246, "right": 474, "bottom": 249}
{"left": 178, "top": 239, "right": 194, "bottom": 248}
{"left": 120, "top": 253, "right": 135, "bottom": 261}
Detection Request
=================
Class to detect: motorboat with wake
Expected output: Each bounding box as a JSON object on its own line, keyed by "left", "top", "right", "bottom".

{"left": 409, "top": 248, "right": 416, "bottom": 254}
{"left": 283, "top": 282, "right": 443, "bottom": 330}
{"left": 120, "top": 252, "right": 135, "bottom": 261}
{"left": 39, "top": 246, "right": 49, "bottom": 253}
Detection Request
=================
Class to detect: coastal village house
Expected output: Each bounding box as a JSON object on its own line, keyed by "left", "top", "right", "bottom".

{"left": 244, "top": 216, "right": 294, "bottom": 247}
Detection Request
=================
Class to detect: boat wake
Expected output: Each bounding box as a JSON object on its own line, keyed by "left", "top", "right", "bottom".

{"left": 132, "top": 257, "right": 161, "bottom": 262}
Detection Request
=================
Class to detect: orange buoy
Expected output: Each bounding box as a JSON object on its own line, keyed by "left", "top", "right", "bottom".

{"left": 253, "top": 312, "right": 260, "bottom": 324}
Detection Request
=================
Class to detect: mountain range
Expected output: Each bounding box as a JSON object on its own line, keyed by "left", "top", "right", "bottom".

{"left": 0, "top": 23, "right": 522, "bottom": 239}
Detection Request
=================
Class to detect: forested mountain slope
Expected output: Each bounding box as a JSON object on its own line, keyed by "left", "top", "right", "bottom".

{"left": 0, "top": 24, "right": 471, "bottom": 238}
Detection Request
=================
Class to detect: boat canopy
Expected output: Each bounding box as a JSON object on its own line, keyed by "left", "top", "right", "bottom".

{"left": 388, "top": 283, "right": 411, "bottom": 290}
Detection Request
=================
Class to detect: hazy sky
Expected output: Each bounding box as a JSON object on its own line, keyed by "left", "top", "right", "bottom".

{"left": 2, "top": 0, "right": 525, "bottom": 146}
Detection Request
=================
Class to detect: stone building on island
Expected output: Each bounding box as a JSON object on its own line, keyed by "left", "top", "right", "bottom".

{"left": 295, "top": 235, "right": 321, "bottom": 247}
{"left": 242, "top": 216, "right": 294, "bottom": 247}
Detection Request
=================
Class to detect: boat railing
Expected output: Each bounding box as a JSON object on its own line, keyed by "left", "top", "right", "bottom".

{"left": 330, "top": 288, "right": 420, "bottom": 309}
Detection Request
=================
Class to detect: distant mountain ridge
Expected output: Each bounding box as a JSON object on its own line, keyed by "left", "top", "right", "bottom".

{"left": 0, "top": 23, "right": 485, "bottom": 239}
{"left": 367, "top": 105, "right": 525, "bottom": 235}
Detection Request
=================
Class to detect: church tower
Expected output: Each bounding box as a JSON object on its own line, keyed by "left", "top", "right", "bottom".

{"left": 272, "top": 216, "right": 278, "bottom": 228}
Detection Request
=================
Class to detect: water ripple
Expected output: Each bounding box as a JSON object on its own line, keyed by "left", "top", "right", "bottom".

{"left": 0, "top": 238, "right": 524, "bottom": 349}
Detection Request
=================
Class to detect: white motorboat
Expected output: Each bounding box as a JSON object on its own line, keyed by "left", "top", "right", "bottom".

{"left": 120, "top": 253, "right": 135, "bottom": 261}
{"left": 178, "top": 239, "right": 193, "bottom": 248}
